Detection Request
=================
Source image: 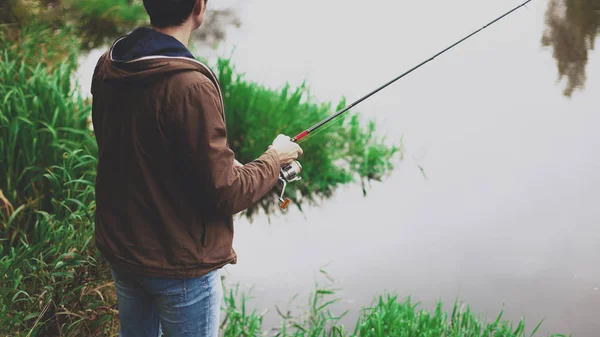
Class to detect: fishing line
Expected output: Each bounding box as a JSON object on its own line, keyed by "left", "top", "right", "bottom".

{"left": 290, "top": 0, "right": 533, "bottom": 143}
{"left": 276, "top": 0, "right": 533, "bottom": 209}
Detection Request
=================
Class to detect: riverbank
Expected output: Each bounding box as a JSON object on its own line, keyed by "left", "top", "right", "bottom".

{"left": 2, "top": 0, "right": 597, "bottom": 335}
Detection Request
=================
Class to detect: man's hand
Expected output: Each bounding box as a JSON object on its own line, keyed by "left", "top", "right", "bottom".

{"left": 270, "top": 134, "right": 304, "bottom": 165}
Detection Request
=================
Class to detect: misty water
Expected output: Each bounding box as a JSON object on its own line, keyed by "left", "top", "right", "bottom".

{"left": 76, "top": 0, "right": 599, "bottom": 336}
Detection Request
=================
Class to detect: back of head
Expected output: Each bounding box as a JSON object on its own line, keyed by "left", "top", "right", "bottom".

{"left": 143, "top": 0, "right": 199, "bottom": 28}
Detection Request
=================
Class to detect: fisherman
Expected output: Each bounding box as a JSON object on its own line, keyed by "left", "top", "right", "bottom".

{"left": 89, "top": 0, "right": 304, "bottom": 336}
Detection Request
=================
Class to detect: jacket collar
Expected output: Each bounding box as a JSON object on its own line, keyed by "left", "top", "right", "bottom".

{"left": 111, "top": 26, "right": 195, "bottom": 61}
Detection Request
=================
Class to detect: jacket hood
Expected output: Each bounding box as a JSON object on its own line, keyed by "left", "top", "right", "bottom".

{"left": 112, "top": 27, "right": 194, "bottom": 61}
{"left": 98, "top": 27, "right": 213, "bottom": 85}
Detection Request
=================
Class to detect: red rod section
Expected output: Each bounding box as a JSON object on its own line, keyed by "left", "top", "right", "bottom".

{"left": 292, "top": 130, "right": 309, "bottom": 142}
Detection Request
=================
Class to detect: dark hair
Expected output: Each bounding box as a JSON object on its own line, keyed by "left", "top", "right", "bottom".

{"left": 143, "top": 0, "right": 200, "bottom": 28}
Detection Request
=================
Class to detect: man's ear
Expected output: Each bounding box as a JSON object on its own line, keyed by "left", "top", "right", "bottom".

{"left": 194, "top": 0, "right": 204, "bottom": 15}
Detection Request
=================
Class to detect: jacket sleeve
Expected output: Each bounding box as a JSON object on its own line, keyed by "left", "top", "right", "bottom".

{"left": 173, "top": 81, "right": 282, "bottom": 215}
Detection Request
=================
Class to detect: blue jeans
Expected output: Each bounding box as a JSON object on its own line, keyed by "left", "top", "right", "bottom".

{"left": 110, "top": 266, "right": 223, "bottom": 337}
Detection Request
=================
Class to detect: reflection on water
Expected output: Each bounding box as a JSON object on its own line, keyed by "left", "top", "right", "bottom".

{"left": 542, "top": 0, "right": 600, "bottom": 97}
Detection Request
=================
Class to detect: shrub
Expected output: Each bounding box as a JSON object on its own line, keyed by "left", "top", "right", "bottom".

{"left": 216, "top": 58, "right": 401, "bottom": 218}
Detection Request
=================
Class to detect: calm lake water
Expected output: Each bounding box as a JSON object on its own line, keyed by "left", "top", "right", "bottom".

{"left": 76, "top": 0, "right": 600, "bottom": 336}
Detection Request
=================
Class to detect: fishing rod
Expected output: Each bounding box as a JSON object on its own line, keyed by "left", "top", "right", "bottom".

{"left": 277, "top": 0, "right": 533, "bottom": 209}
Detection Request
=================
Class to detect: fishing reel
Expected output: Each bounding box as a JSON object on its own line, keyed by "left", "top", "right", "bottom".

{"left": 278, "top": 160, "right": 303, "bottom": 209}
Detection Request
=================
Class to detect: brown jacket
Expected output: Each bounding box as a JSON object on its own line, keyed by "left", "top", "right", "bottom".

{"left": 91, "top": 38, "right": 281, "bottom": 278}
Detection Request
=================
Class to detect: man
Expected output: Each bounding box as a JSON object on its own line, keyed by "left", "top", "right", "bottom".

{"left": 90, "top": 0, "right": 304, "bottom": 336}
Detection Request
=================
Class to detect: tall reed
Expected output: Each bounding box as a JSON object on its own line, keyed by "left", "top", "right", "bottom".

{"left": 1, "top": 27, "right": 113, "bottom": 336}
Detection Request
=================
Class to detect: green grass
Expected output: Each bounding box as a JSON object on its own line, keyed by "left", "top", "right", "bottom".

{"left": 0, "top": 33, "right": 95, "bottom": 246}
{"left": 220, "top": 277, "right": 570, "bottom": 337}
{"left": 0, "top": 42, "right": 112, "bottom": 336}
{"left": 0, "top": 25, "right": 114, "bottom": 336}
